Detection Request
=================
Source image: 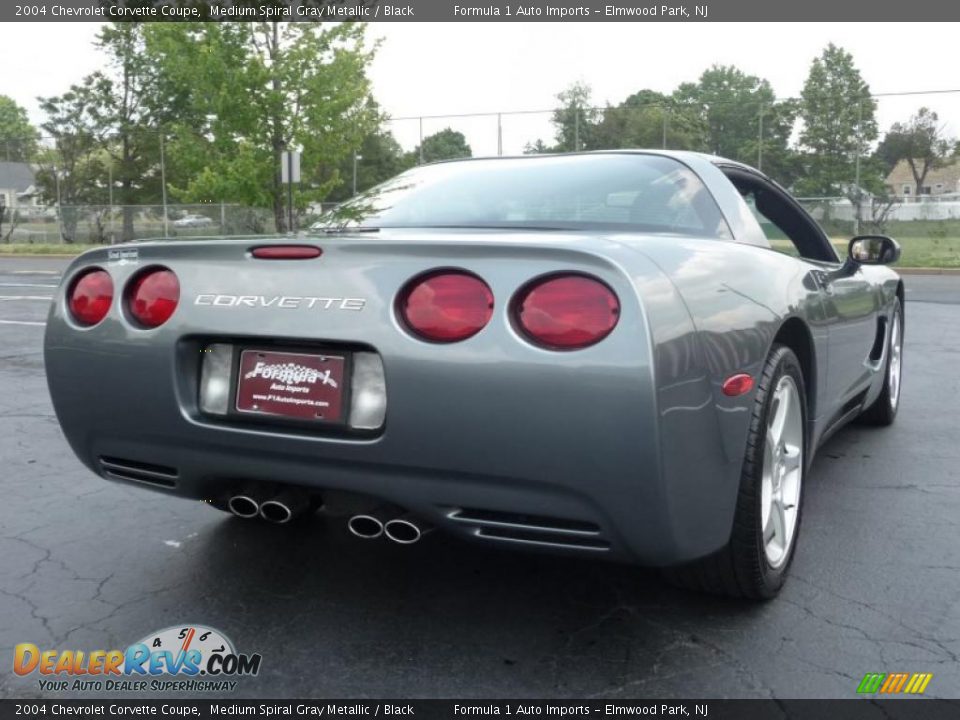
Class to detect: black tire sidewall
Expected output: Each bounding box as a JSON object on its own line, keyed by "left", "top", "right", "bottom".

{"left": 745, "top": 346, "right": 808, "bottom": 597}
{"left": 880, "top": 298, "right": 904, "bottom": 420}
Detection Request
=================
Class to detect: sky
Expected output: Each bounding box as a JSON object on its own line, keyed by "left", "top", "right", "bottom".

{"left": 2, "top": 22, "right": 960, "bottom": 156}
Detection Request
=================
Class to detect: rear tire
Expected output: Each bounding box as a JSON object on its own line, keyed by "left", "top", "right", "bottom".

{"left": 858, "top": 298, "right": 903, "bottom": 427}
{"left": 663, "top": 345, "right": 807, "bottom": 600}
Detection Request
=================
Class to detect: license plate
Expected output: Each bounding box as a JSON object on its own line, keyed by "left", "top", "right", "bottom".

{"left": 235, "top": 349, "right": 346, "bottom": 423}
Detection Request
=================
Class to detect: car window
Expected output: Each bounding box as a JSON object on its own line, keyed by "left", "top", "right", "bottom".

{"left": 320, "top": 154, "right": 733, "bottom": 239}
{"left": 741, "top": 192, "right": 800, "bottom": 257}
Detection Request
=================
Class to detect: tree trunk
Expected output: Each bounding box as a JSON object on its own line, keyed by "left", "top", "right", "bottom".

{"left": 270, "top": 22, "right": 286, "bottom": 234}
{"left": 909, "top": 159, "right": 928, "bottom": 199}
{"left": 121, "top": 134, "right": 135, "bottom": 242}
{"left": 122, "top": 181, "right": 134, "bottom": 242}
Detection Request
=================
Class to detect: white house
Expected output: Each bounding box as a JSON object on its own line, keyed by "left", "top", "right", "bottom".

{"left": 0, "top": 161, "right": 42, "bottom": 215}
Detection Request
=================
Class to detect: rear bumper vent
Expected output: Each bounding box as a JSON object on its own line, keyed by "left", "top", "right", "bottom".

{"left": 446, "top": 507, "right": 610, "bottom": 552}
{"left": 99, "top": 456, "right": 178, "bottom": 489}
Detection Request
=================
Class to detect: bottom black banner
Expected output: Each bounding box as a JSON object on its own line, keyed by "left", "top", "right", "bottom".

{"left": 1, "top": 700, "right": 958, "bottom": 720}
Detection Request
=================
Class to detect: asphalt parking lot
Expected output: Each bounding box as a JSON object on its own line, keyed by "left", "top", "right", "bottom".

{"left": 1, "top": 255, "right": 958, "bottom": 700}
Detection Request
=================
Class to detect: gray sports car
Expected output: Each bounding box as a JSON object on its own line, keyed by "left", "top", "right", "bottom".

{"left": 44, "top": 151, "right": 904, "bottom": 599}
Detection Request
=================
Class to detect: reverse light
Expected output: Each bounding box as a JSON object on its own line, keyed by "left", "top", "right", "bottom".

{"left": 349, "top": 352, "right": 387, "bottom": 430}
{"left": 513, "top": 274, "right": 620, "bottom": 350}
{"left": 67, "top": 269, "right": 113, "bottom": 326}
{"left": 199, "top": 343, "right": 235, "bottom": 415}
{"left": 398, "top": 270, "right": 494, "bottom": 343}
{"left": 127, "top": 268, "right": 180, "bottom": 328}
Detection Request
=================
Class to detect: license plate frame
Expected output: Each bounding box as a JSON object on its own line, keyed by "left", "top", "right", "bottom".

{"left": 232, "top": 347, "right": 352, "bottom": 426}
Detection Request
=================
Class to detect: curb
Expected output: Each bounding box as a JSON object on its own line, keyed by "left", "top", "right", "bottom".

{"left": 897, "top": 267, "right": 960, "bottom": 276}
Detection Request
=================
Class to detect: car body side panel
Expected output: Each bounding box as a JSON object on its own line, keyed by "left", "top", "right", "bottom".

{"left": 818, "top": 263, "right": 902, "bottom": 410}
{"left": 628, "top": 236, "right": 832, "bottom": 450}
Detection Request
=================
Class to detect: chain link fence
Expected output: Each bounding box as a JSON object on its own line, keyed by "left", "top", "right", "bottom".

{"left": 2, "top": 89, "right": 959, "bottom": 264}
{"left": 1, "top": 204, "right": 289, "bottom": 245}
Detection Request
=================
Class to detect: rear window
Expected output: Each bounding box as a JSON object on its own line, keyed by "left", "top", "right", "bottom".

{"left": 321, "top": 154, "right": 732, "bottom": 239}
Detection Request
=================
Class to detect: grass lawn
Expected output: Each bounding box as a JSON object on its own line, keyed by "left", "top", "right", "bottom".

{"left": 0, "top": 243, "right": 103, "bottom": 255}
{"left": 845, "top": 236, "right": 960, "bottom": 268}
{"left": 0, "top": 243, "right": 106, "bottom": 255}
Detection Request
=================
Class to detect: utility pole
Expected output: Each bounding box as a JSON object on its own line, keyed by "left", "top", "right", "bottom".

{"left": 574, "top": 107, "right": 580, "bottom": 152}
{"left": 497, "top": 113, "right": 502, "bottom": 156}
{"left": 854, "top": 100, "right": 862, "bottom": 236}
{"left": 287, "top": 150, "right": 294, "bottom": 233}
{"left": 280, "top": 145, "right": 301, "bottom": 234}
{"left": 757, "top": 103, "right": 764, "bottom": 171}
{"left": 54, "top": 167, "right": 63, "bottom": 243}
{"left": 108, "top": 161, "right": 115, "bottom": 243}
{"left": 160, "top": 133, "right": 169, "bottom": 237}
{"left": 352, "top": 152, "right": 362, "bottom": 196}
{"left": 418, "top": 117, "right": 424, "bottom": 165}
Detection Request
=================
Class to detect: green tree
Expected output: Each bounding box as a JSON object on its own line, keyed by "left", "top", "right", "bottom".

{"left": 797, "top": 44, "right": 877, "bottom": 196}
{"left": 672, "top": 65, "right": 799, "bottom": 185}
{"left": 326, "top": 126, "right": 411, "bottom": 202}
{"left": 36, "top": 79, "right": 112, "bottom": 243}
{"left": 0, "top": 95, "right": 39, "bottom": 162}
{"left": 39, "top": 24, "right": 166, "bottom": 242}
{"left": 875, "top": 107, "right": 957, "bottom": 193}
{"left": 593, "top": 89, "right": 702, "bottom": 151}
{"left": 549, "top": 82, "right": 600, "bottom": 152}
{"left": 523, "top": 139, "right": 551, "bottom": 155}
{"left": 143, "top": 22, "right": 379, "bottom": 232}
{"left": 409, "top": 128, "right": 472, "bottom": 164}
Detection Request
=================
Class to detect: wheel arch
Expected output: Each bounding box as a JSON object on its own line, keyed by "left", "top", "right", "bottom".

{"left": 772, "top": 316, "right": 816, "bottom": 422}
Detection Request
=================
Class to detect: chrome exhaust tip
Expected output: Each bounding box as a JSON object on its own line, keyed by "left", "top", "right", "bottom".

{"left": 348, "top": 514, "right": 385, "bottom": 539}
{"left": 260, "top": 500, "right": 293, "bottom": 524}
{"left": 227, "top": 494, "right": 260, "bottom": 519}
{"left": 384, "top": 515, "right": 432, "bottom": 545}
{"left": 259, "top": 489, "right": 310, "bottom": 524}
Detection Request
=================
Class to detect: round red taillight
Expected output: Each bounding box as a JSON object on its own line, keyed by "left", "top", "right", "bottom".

{"left": 127, "top": 268, "right": 180, "bottom": 328}
{"left": 399, "top": 271, "right": 494, "bottom": 343}
{"left": 514, "top": 274, "right": 620, "bottom": 350}
{"left": 68, "top": 269, "right": 113, "bottom": 326}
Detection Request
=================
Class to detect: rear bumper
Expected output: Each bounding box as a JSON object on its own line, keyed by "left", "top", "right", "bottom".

{"left": 46, "top": 343, "right": 737, "bottom": 566}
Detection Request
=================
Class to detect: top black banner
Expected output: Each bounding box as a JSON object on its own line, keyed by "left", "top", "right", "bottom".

{"left": 5, "top": 0, "right": 960, "bottom": 22}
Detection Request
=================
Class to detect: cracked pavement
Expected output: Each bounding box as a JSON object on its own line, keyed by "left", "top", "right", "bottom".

{"left": 1, "top": 257, "right": 958, "bottom": 699}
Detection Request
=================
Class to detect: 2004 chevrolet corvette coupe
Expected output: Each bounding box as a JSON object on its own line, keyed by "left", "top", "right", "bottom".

{"left": 45, "top": 151, "right": 904, "bottom": 599}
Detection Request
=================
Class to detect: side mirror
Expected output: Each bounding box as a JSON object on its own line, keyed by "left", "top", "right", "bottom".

{"left": 848, "top": 235, "right": 901, "bottom": 266}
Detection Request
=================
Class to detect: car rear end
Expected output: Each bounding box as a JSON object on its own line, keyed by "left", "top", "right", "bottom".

{"left": 44, "top": 231, "right": 718, "bottom": 564}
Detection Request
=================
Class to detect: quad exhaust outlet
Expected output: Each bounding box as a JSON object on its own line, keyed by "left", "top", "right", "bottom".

{"left": 227, "top": 485, "right": 313, "bottom": 523}
{"left": 348, "top": 507, "right": 433, "bottom": 544}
